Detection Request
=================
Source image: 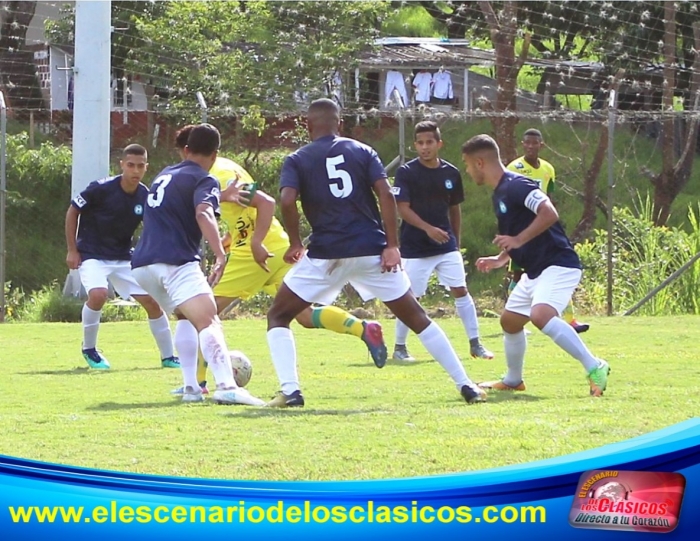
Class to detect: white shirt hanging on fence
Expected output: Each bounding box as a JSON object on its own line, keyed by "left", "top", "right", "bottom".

{"left": 326, "top": 70, "right": 344, "bottom": 108}
{"left": 385, "top": 70, "right": 409, "bottom": 108}
{"left": 412, "top": 71, "right": 433, "bottom": 103}
{"left": 432, "top": 71, "right": 454, "bottom": 100}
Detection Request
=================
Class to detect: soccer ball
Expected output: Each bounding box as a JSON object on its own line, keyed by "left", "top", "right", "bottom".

{"left": 230, "top": 350, "right": 253, "bottom": 388}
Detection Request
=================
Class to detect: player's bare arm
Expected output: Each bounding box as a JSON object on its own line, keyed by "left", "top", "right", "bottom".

{"left": 448, "top": 204, "right": 462, "bottom": 247}
{"left": 373, "top": 178, "right": 401, "bottom": 272}
{"left": 248, "top": 190, "right": 276, "bottom": 273}
{"left": 65, "top": 205, "right": 82, "bottom": 269}
{"left": 280, "top": 186, "right": 304, "bottom": 264}
{"left": 195, "top": 202, "right": 227, "bottom": 287}
{"left": 494, "top": 197, "right": 559, "bottom": 252}
{"left": 396, "top": 201, "right": 450, "bottom": 244}
{"left": 476, "top": 250, "right": 510, "bottom": 273}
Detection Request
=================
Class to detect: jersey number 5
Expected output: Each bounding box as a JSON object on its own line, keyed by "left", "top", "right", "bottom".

{"left": 326, "top": 155, "right": 353, "bottom": 198}
{"left": 147, "top": 174, "right": 172, "bottom": 208}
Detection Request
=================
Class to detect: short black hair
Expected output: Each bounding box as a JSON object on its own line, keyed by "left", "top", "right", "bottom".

{"left": 414, "top": 121, "right": 441, "bottom": 142}
{"left": 123, "top": 143, "right": 147, "bottom": 158}
{"left": 186, "top": 123, "right": 221, "bottom": 155}
{"left": 174, "top": 124, "right": 197, "bottom": 149}
{"left": 461, "top": 134, "right": 500, "bottom": 156}
{"left": 523, "top": 128, "right": 543, "bottom": 139}
{"left": 308, "top": 98, "right": 341, "bottom": 116}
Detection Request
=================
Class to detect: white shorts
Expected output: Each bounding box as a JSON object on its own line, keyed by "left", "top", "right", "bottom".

{"left": 131, "top": 261, "right": 212, "bottom": 314}
{"left": 283, "top": 254, "right": 411, "bottom": 305}
{"left": 78, "top": 259, "right": 147, "bottom": 299}
{"left": 505, "top": 266, "right": 582, "bottom": 318}
{"left": 403, "top": 251, "right": 466, "bottom": 297}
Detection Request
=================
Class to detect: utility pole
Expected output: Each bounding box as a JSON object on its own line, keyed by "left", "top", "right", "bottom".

{"left": 64, "top": 1, "right": 112, "bottom": 296}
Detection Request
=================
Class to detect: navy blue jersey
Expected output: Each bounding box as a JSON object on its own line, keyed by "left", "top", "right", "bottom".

{"left": 131, "top": 161, "right": 220, "bottom": 268}
{"left": 493, "top": 172, "right": 580, "bottom": 278}
{"left": 393, "top": 158, "right": 464, "bottom": 258}
{"left": 71, "top": 175, "right": 147, "bottom": 261}
{"left": 280, "top": 135, "right": 388, "bottom": 259}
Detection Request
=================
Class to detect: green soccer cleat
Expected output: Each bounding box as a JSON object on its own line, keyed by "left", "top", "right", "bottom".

{"left": 82, "top": 348, "right": 110, "bottom": 370}
{"left": 161, "top": 356, "right": 180, "bottom": 369}
{"left": 588, "top": 360, "right": 610, "bottom": 397}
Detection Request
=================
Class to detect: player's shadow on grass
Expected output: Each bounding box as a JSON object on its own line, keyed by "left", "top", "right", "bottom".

{"left": 479, "top": 392, "right": 544, "bottom": 403}
{"left": 21, "top": 367, "right": 107, "bottom": 376}
{"left": 86, "top": 401, "right": 182, "bottom": 411}
{"left": 346, "top": 360, "right": 433, "bottom": 368}
{"left": 221, "top": 407, "right": 388, "bottom": 419}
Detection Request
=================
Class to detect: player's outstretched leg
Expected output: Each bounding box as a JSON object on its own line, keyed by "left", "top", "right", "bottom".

{"left": 295, "top": 305, "right": 387, "bottom": 368}
{"left": 170, "top": 317, "right": 203, "bottom": 402}
{"left": 531, "top": 304, "right": 609, "bottom": 397}
{"left": 385, "top": 292, "right": 486, "bottom": 404}
{"left": 81, "top": 287, "right": 110, "bottom": 370}
{"left": 266, "top": 284, "right": 311, "bottom": 408}
{"left": 133, "top": 294, "right": 179, "bottom": 368}
{"left": 177, "top": 295, "right": 265, "bottom": 406}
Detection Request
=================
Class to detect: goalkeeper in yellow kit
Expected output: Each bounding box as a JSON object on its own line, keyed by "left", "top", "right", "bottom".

{"left": 171, "top": 126, "right": 387, "bottom": 395}
{"left": 506, "top": 129, "right": 589, "bottom": 334}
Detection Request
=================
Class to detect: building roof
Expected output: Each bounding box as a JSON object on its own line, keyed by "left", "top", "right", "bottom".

{"left": 361, "top": 37, "right": 604, "bottom": 73}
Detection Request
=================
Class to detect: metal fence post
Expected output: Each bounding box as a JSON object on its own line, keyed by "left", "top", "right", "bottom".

{"left": 0, "top": 91, "right": 7, "bottom": 322}
{"left": 606, "top": 90, "right": 617, "bottom": 317}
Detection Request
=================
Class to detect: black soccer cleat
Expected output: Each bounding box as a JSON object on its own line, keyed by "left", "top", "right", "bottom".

{"left": 460, "top": 384, "right": 487, "bottom": 404}
{"left": 266, "top": 390, "right": 305, "bottom": 408}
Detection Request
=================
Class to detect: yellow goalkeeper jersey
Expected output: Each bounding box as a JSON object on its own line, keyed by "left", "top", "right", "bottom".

{"left": 506, "top": 156, "right": 556, "bottom": 195}
{"left": 209, "top": 157, "right": 289, "bottom": 254}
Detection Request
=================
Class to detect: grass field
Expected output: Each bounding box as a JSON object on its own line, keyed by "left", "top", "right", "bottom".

{"left": 1, "top": 316, "right": 697, "bottom": 481}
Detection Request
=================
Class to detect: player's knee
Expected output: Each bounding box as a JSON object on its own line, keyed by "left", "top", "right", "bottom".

{"left": 86, "top": 288, "right": 108, "bottom": 309}
{"left": 267, "top": 306, "right": 294, "bottom": 330}
{"left": 530, "top": 305, "right": 557, "bottom": 330}
{"left": 500, "top": 311, "right": 525, "bottom": 334}
{"left": 450, "top": 286, "right": 468, "bottom": 298}
{"left": 135, "top": 295, "right": 163, "bottom": 318}
{"left": 294, "top": 308, "right": 315, "bottom": 329}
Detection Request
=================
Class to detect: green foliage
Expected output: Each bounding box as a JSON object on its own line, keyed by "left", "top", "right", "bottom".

{"left": 130, "top": 1, "right": 392, "bottom": 115}
{"left": 576, "top": 195, "right": 700, "bottom": 315}
{"left": 2, "top": 282, "right": 26, "bottom": 322}
{"left": 5, "top": 133, "right": 72, "bottom": 292}
{"left": 18, "top": 285, "right": 149, "bottom": 323}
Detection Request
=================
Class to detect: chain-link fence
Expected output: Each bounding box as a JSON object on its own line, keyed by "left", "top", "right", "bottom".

{"left": 3, "top": 1, "right": 700, "bottom": 321}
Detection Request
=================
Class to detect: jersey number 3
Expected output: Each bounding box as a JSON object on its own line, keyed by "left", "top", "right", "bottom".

{"left": 147, "top": 174, "right": 172, "bottom": 208}
{"left": 326, "top": 156, "right": 353, "bottom": 198}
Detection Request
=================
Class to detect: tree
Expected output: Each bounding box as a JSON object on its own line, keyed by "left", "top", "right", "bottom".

{"left": 648, "top": 8, "right": 700, "bottom": 225}
{"left": 131, "top": 1, "right": 391, "bottom": 116}
{"left": 478, "top": 1, "right": 530, "bottom": 163}
{"left": 0, "top": 1, "right": 36, "bottom": 51}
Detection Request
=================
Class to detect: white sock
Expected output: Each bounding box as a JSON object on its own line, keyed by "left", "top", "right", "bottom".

{"left": 503, "top": 330, "right": 527, "bottom": 386}
{"left": 417, "top": 321, "right": 475, "bottom": 389}
{"left": 541, "top": 317, "right": 600, "bottom": 372}
{"left": 149, "top": 313, "right": 175, "bottom": 359}
{"left": 174, "top": 320, "right": 199, "bottom": 390}
{"left": 267, "top": 327, "right": 300, "bottom": 395}
{"left": 82, "top": 304, "right": 101, "bottom": 349}
{"left": 199, "top": 325, "right": 236, "bottom": 389}
{"left": 455, "top": 294, "right": 480, "bottom": 341}
{"left": 394, "top": 319, "right": 410, "bottom": 347}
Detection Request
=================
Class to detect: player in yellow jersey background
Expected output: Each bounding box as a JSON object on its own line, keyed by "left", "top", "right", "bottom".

{"left": 506, "top": 128, "right": 589, "bottom": 334}
{"left": 170, "top": 126, "right": 388, "bottom": 395}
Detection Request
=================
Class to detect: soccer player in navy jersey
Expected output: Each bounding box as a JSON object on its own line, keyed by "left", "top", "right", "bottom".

{"left": 461, "top": 134, "right": 610, "bottom": 397}
{"left": 131, "top": 124, "right": 264, "bottom": 406}
{"left": 65, "top": 144, "right": 178, "bottom": 370}
{"left": 264, "top": 98, "right": 486, "bottom": 407}
{"left": 391, "top": 121, "right": 493, "bottom": 362}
